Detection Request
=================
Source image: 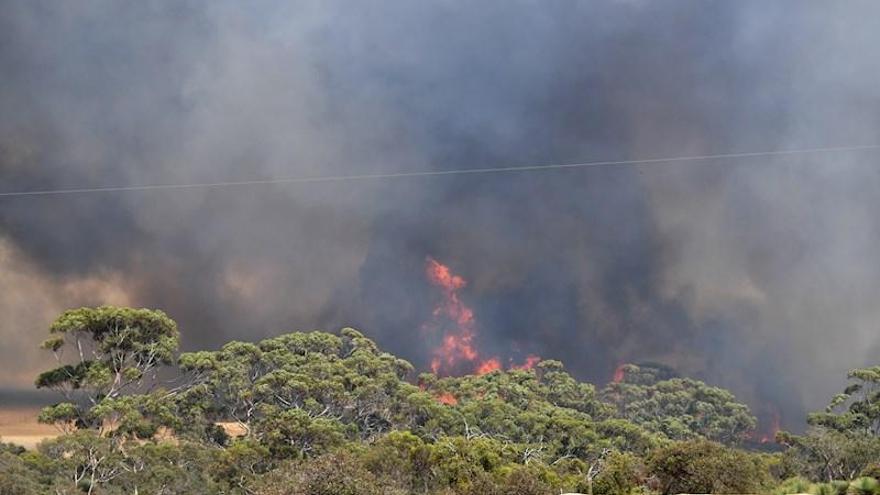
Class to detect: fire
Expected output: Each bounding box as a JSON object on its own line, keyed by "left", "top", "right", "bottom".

{"left": 758, "top": 409, "right": 781, "bottom": 443}
{"left": 746, "top": 407, "right": 781, "bottom": 444}
{"left": 476, "top": 358, "right": 501, "bottom": 375}
{"left": 510, "top": 355, "right": 541, "bottom": 371}
{"left": 612, "top": 363, "right": 626, "bottom": 383}
{"left": 424, "top": 257, "right": 482, "bottom": 375}
{"left": 436, "top": 392, "right": 458, "bottom": 406}
{"left": 425, "top": 258, "right": 477, "bottom": 365}
{"left": 423, "top": 257, "right": 540, "bottom": 376}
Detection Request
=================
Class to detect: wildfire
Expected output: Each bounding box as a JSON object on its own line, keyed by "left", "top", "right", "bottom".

{"left": 510, "top": 355, "right": 541, "bottom": 371}
{"left": 425, "top": 257, "right": 480, "bottom": 374}
{"left": 758, "top": 409, "right": 781, "bottom": 443}
{"left": 436, "top": 392, "right": 458, "bottom": 406}
{"left": 476, "top": 358, "right": 501, "bottom": 375}
{"left": 612, "top": 363, "right": 626, "bottom": 383}
{"left": 423, "top": 257, "right": 540, "bottom": 376}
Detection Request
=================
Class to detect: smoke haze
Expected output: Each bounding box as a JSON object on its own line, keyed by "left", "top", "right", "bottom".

{"left": 2, "top": 0, "right": 880, "bottom": 429}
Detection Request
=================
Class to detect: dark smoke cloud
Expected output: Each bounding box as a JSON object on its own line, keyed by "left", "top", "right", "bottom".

{"left": 2, "top": 0, "right": 879, "bottom": 429}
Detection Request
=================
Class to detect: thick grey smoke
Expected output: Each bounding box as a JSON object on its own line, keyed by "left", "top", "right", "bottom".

{"left": 2, "top": 0, "right": 880, "bottom": 430}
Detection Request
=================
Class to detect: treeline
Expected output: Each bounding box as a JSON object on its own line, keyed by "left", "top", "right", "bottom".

{"left": 0, "top": 306, "right": 878, "bottom": 494}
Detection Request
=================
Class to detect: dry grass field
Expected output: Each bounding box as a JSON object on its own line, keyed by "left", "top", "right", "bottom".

{"left": 0, "top": 407, "right": 248, "bottom": 450}
{"left": 0, "top": 406, "right": 58, "bottom": 449}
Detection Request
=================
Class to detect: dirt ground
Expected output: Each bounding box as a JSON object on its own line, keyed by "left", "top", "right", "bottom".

{"left": 0, "top": 406, "right": 58, "bottom": 450}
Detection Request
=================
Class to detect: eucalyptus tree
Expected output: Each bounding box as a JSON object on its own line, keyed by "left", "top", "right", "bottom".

{"left": 809, "top": 366, "right": 880, "bottom": 437}
{"left": 778, "top": 365, "right": 880, "bottom": 481}
{"left": 600, "top": 363, "right": 756, "bottom": 444}
{"left": 35, "top": 306, "right": 179, "bottom": 432}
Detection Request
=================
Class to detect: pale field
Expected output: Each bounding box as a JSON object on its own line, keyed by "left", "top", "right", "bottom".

{"left": 0, "top": 406, "right": 58, "bottom": 449}
{"left": 0, "top": 407, "right": 246, "bottom": 450}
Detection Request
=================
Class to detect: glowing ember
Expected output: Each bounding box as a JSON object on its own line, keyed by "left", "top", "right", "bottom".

{"left": 510, "top": 355, "right": 541, "bottom": 371}
{"left": 612, "top": 363, "right": 626, "bottom": 383}
{"left": 436, "top": 392, "right": 458, "bottom": 406}
{"left": 476, "top": 358, "right": 501, "bottom": 375}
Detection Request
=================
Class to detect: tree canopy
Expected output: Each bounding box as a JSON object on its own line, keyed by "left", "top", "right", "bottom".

{"left": 600, "top": 363, "right": 757, "bottom": 444}
{"left": 7, "top": 306, "right": 879, "bottom": 494}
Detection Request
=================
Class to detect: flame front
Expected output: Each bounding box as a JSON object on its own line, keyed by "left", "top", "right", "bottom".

{"left": 424, "top": 256, "right": 539, "bottom": 376}
{"left": 425, "top": 257, "right": 480, "bottom": 374}
{"left": 475, "top": 357, "right": 501, "bottom": 375}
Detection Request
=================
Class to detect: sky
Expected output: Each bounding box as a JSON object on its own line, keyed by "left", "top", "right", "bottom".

{"left": 2, "top": 0, "right": 880, "bottom": 430}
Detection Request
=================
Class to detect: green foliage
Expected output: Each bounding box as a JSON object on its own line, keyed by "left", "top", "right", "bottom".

{"left": 848, "top": 477, "right": 880, "bottom": 495}
{"left": 813, "top": 482, "right": 841, "bottom": 495}
{"left": 254, "top": 407, "right": 347, "bottom": 459}
{"left": 774, "top": 476, "right": 815, "bottom": 495}
{"left": 255, "top": 452, "right": 382, "bottom": 495}
{"left": 36, "top": 306, "right": 180, "bottom": 432}
{"left": 418, "top": 360, "right": 652, "bottom": 465}
{"left": 779, "top": 427, "right": 880, "bottom": 481}
{"left": 0, "top": 450, "right": 43, "bottom": 495}
{"left": 601, "top": 363, "right": 757, "bottom": 444}
{"left": 211, "top": 438, "right": 272, "bottom": 492}
{"left": 26, "top": 309, "right": 803, "bottom": 494}
{"left": 862, "top": 465, "right": 880, "bottom": 480}
{"left": 361, "top": 430, "right": 433, "bottom": 492}
{"left": 809, "top": 366, "right": 880, "bottom": 438}
{"left": 647, "top": 439, "right": 771, "bottom": 495}
{"left": 178, "top": 328, "right": 427, "bottom": 446}
{"left": 593, "top": 451, "right": 643, "bottom": 495}
{"left": 114, "top": 441, "right": 221, "bottom": 495}
{"left": 776, "top": 366, "right": 880, "bottom": 484}
{"left": 26, "top": 431, "right": 222, "bottom": 495}
{"left": 0, "top": 442, "right": 24, "bottom": 457}
{"left": 498, "top": 466, "right": 553, "bottom": 495}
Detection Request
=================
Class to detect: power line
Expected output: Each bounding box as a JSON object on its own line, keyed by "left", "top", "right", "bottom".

{"left": 1, "top": 143, "right": 879, "bottom": 198}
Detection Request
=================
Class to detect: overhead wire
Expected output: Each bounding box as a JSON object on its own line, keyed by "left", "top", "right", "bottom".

{"left": 1, "top": 143, "right": 878, "bottom": 198}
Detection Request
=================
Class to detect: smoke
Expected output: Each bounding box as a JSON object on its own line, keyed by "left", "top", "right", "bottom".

{"left": 2, "top": 0, "right": 880, "bottom": 429}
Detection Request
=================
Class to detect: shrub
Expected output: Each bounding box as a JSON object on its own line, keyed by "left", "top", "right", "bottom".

{"left": 774, "top": 476, "right": 814, "bottom": 495}
{"left": 862, "top": 466, "right": 880, "bottom": 481}
{"left": 255, "top": 452, "right": 381, "bottom": 495}
{"left": 499, "top": 467, "right": 552, "bottom": 495}
{"left": 594, "top": 451, "right": 643, "bottom": 495}
{"left": 813, "top": 483, "right": 837, "bottom": 495}
{"left": 648, "top": 439, "right": 771, "bottom": 495}
{"left": 848, "top": 477, "right": 879, "bottom": 495}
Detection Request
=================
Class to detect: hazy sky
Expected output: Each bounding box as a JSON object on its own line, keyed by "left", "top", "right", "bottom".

{"left": 2, "top": 0, "right": 880, "bottom": 430}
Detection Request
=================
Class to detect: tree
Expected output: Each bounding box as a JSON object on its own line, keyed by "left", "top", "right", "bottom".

{"left": 0, "top": 449, "right": 43, "bottom": 495}
{"left": 809, "top": 366, "right": 880, "bottom": 437}
{"left": 778, "top": 366, "right": 880, "bottom": 482}
{"left": 254, "top": 452, "right": 382, "bottom": 495}
{"left": 38, "top": 431, "right": 132, "bottom": 495}
{"left": 35, "top": 306, "right": 180, "bottom": 430}
{"left": 178, "top": 328, "right": 428, "bottom": 450}
{"left": 647, "top": 439, "right": 771, "bottom": 495}
{"left": 592, "top": 451, "right": 643, "bottom": 495}
{"left": 777, "top": 428, "right": 880, "bottom": 482}
{"left": 600, "top": 363, "right": 757, "bottom": 444}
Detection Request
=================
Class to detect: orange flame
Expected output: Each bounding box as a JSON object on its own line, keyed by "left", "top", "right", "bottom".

{"left": 424, "top": 257, "right": 540, "bottom": 376}
{"left": 424, "top": 257, "right": 481, "bottom": 375}
{"left": 612, "top": 363, "right": 626, "bottom": 383}
{"left": 436, "top": 392, "right": 458, "bottom": 406}
{"left": 510, "top": 355, "right": 541, "bottom": 371}
{"left": 759, "top": 409, "right": 781, "bottom": 443}
{"left": 476, "top": 358, "right": 501, "bottom": 375}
